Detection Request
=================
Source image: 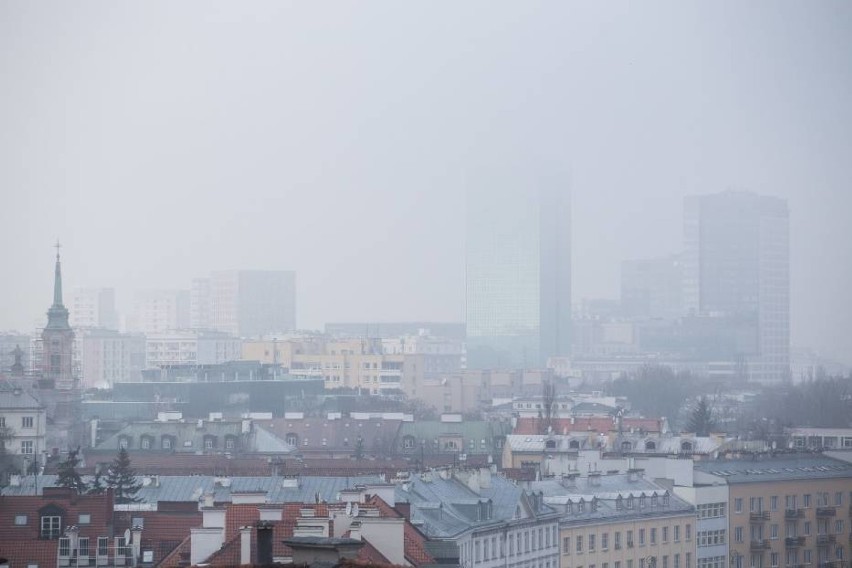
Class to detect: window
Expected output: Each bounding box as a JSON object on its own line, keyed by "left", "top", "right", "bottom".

{"left": 834, "top": 520, "right": 843, "bottom": 534}
{"left": 735, "top": 527, "right": 743, "bottom": 543}
{"left": 141, "top": 436, "right": 152, "bottom": 449}
{"left": 770, "top": 553, "right": 779, "bottom": 568}
{"left": 686, "top": 554, "right": 692, "bottom": 568}
{"left": 601, "top": 533, "right": 608, "bottom": 550}
{"left": 674, "top": 525, "right": 680, "bottom": 542}
{"left": 79, "top": 537, "right": 89, "bottom": 557}
{"left": 674, "top": 555, "right": 680, "bottom": 568}
{"left": 770, "top": 496, "right": 778, "bottom": 511}
{"left": 685, "top": 524, "right": 692, "bottom": 541}
{"left": 836, "top": 492, "right": 843, "bottom": 506}
{"left": 803, "top": 550, "right": 811, "bottom": 564}
{"left": 286, "top": 433, "right": 298, "bottom": 446}
{"left": 98, "top": 537, "right": 109, "bottom": 557}
{"left": 770, "top": 524, "right": 778, "bottom": 539}
{"left": 651, "top": 528, "right": 657, "bottom": 544}
{"left": 59, "top": 537, "right": 71, "bottom": 557}
{"left": 803, "top": 494, "right": 811, "bottom": 507}
{"left": 116, "top": 537, "right": 129, "bottom": 559}
{"left": 14, "top": 515, "right": 27, "bottom": 525}
{"left": 162, "top": 436, "right": 173, "bottom": 450}
{"left": 735, "top": 498, "right": 743, "bottom": 513}
{"left": 41, "top": 515, "right": 61, "bottom": 539}
{"left": 804, "top": 521, "right": 811, "bottom": 536}
{"left": 577, "top": 535, "right": 583, "bottom": 553}
{"left": 615, "top": 532, "right": 622, "bottom": 549}
{"left": 639, "top": 529, "right": 645, "bottom": 545}
{"left": 225, "top": 437, "right": 235, "bottom": 450}
{"left": 22, "top": 416, "right": 34, "bottom": 428}
{"left": 627, "top": 530, "right": 633, "bottom": 546}
{"left": 662, "top": 527, "right": 668, "bottom": 543}
{"left": 663, "top": 556, "right": 669, "bottom": 568}
{"left": 0, "top": 417, "right": 5, "bottom": 427}
{"left": 119, "top": 437, "right": 129, "bottom": 449}
{"left": 564, "top": 537, "right": 571, "bottom": 554}
{"left": 79, "top": 513, "right": 91, "bottom": 525}
{"left": 403, "top": 436, "right": 416, "bottom": 449}
{"left": 21, "top": 440, "right": 33, "bottom": 454}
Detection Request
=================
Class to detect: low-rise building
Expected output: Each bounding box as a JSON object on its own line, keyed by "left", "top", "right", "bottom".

{"left": 0, "top": 380, "right": 47, "bottom": 460}
{"left": 145, "top": 330, "right": 241, "bottom": 368}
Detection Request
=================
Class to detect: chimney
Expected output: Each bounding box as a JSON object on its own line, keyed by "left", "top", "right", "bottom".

{"left": 131, "top": 525, "right": 143, "bottom": 565}
{"left": 349, "top": 520, "right": 362, "bottom": 541}
{"left": 202, "top": 492, "right": 214, "bottom": 508}
{"left": 240, "top": 526, "right": 252, "bottom": 566}
{"left": 256, "top": 522, "right": 273, "bottom": 565}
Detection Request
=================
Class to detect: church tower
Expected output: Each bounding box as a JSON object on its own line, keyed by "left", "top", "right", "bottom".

{"left": 41, "top": 242, "right": 76, "bottom": 389}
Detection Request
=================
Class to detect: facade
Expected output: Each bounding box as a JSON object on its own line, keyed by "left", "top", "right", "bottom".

{"left": 683, "top": 192, "right": 790, "bottom": 383}
{"left": 694, "top": 456, "right": 852, "bottom": 568}
{"left": 209, "top": 270, "right": 296, "bottom": 337}
{"left": 145, "top": 330, "right": 241, "bottom": 368}
{"left": 530, "top": 474, "right": 697, "bottom": 568}
{"left": 132, "top": 289, "right": 190, "bottom": 334}
{"left": 76, "top": 328, "right": 146, "bottom": 388}
{"left": 190, "top": 277, "right": 213, "bottom": 330}
{"left": 326, "top": 322, "right": 467, "bottom": 342}
{"left": 786, "top": 428, "right": 852, "bottom": 451}
{"left": 69, "top": 287, "right": 119, "bottom": 330}
{"left": 0, "top": 380, "right": 47, "bottom": 458}
{"left": 466, "top": 186, "right": 571, "bottom": 369}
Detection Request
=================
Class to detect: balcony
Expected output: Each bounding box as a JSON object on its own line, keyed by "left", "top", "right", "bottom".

{"left": 784, "top": 537, "right": 805, "bottom": 548}
{"left": 785, "top": 509, "right": 805, "bottom": 519}
{"left": 815, "top": 507, "right": 836, "bottom": 517}
{"left": 750, "top": 511, "right": 770, "bottom": 522}
{"left": 750, "top": 539, "right": 771, "bottom": 551}
{"left": 816, "top": 534, "right": 836, "bottom": 546}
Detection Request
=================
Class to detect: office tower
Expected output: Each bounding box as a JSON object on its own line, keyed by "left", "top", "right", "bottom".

{"left": 621, "top": 255, "right": 684, "bottom": 320}
{"left": 466, "top": 186, "right": 571, "bottom": 369}
{"left": 190, "top": 277, "right": 213, "bottom": 330}
{"left": 76, "top": 328, "right": 145, "bottom": 388}
{"left": 210, "top": 270, "right": 296, "bottom": 337}
{"left": 683, "top": 191, "right": 790, "bottom": 383}
{"left": 132, "top": 289, "right": 191, "bottom": 334}
{"left": 69, "top": 287, "right": 118, "bottom": 329}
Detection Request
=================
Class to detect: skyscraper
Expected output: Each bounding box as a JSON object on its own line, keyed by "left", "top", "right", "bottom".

{"left": 466, "top": 187, "right": 571, "bottom": 369}
{"left": 683, "top": 191, "right": 790, "bottom": 383}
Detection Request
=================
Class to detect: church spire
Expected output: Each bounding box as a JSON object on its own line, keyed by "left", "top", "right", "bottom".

{"left": 53, "top": 240, "right": 63, "bottom": 307}
{"left": 46, "top": 241, "right": 71, "bottom": 330}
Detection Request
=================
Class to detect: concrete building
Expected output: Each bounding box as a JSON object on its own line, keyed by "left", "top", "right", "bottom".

{"left": 76, "top": 328, "right": 145, "bottom": 388}
{"left": 190, "top": 277, "right": 213, "bottom": 330}
{"left": 209, "top": 270, "right": 296, "bottom": 337}
{"left": 622, "top": 255, "right": 684, "bottom": 321}
{"left": 683, "top": 192, "right": 790, "bottom": 383}
{"left": 530, "top": 473, "right": 697, "bottom": 568}
{"left": 69, "top": 287, "right": 118, "bottom": 329}
{"left": 466, "top": 185, "right": 571, "bottom": 369}
{"left": 132, "top": 289, "right": 190, "bottom": 334}
{"left": 787, "top": 428, "right": 852, "bottom": 451}
{"left": 694, "top": 455, "right": 852, "bottom": 568}
{"left": 145, "top": 330, "right": 241, "bottom": 368}
{"left": 0, "top": 380, "right": 47, "bottom": 459}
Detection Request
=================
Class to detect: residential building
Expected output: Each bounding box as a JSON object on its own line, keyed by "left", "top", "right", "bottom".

{"left": 466, "top": 185, "right": 571, "bottom": 368}
{"left": 683, "top": 191, "right": 790, "bottom": 383}
{"left": 529, "top": 473, "right": 697, "bottom": 568}
{"left": 413, "top": 369, "right": 553, "bottom": 414}
{"left": 694, "top": 455, "right": 852, "bottom": 568}
{"left": 76, "top": 328, "right": 145, "bottom": 388}
{"left": 132, "top": 289, "right": 190, "bottom": 334}
{"left": 396, "top": 468, "right": 562, "bottom": 568}
{"left": 392, "top": 416, "right": 511, "bottom": 464}
{"left": 69, "top": 287, "right": 119, "bottom": 329}
{"left": 145, "top": 330, "right": 241, "bottom": 368}
{"left": 209, "top": 270, "right": 296, "bottom": 337}
{"left": 190, "top": 276, "right": 213, "bottom": 330}
{"left": 0, "top": 380, "right": 47, "bottom": 460}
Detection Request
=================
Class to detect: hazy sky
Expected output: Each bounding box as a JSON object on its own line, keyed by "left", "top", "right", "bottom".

{"left": 2, "top": 2, "right": 851, "bottom": 363}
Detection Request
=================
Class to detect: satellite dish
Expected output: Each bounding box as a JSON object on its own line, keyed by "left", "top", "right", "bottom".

{"left": 124, "top": 528, "right": 131, "bottom": 544}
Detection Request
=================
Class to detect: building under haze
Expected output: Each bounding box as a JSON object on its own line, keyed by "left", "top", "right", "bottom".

{"left": 132, "top": 288, "right": 191, "bottom": 334}
{"left": 69, "top": 287, "right": 118, "bottom": 329}
{"left": 683, "top": 191, "right": 790, "bottom": 383}
{"left": 621, "top": 254, "right": 684, "bottom": 321}
{"left": 208, "top": 270, "right": 296, "bottom": 337}
{"left": 466, "top": 186, "right": 571, "bottom": 368}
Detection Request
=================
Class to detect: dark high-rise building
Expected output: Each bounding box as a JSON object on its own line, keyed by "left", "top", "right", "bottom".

{"left": 466, "top": 187, "right": 571, "bottom": 369}
{"left": 683, "top": 191, "right": 790, "bottom": 383}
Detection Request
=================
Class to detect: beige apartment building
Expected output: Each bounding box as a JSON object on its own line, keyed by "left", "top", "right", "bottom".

{"left": 695, "top": 456, "right": 852, "bottom": 568}
{"left": 529, "top": 473, "right": 697, "bottom": 568}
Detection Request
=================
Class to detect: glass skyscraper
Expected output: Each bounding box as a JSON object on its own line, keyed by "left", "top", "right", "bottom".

{"left": 466, "top": 186, "right": 571, "bottom": 369}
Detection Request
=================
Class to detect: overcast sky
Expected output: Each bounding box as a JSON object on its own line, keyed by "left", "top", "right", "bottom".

{"left": 1, "top": 2, "right": 851, "bottom": 363}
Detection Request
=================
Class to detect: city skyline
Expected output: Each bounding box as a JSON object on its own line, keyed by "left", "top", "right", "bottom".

{"left": 1, "top": 2, "right": 851, "bottom": 365}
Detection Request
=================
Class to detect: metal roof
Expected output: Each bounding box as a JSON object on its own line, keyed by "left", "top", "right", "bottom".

{"left": 694, "top": 455, "right": 852, "bottom": 484}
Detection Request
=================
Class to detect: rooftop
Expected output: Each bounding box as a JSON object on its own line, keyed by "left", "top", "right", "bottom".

{"left": 694, "top": 454, "right": 852, "bottom": 484}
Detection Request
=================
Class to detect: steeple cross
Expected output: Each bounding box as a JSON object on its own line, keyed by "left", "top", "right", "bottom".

{"left": 54, "top": 239, "right": 61, "bottom": 259}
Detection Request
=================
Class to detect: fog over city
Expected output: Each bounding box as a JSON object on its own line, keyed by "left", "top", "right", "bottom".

{"left": 2, "top": 2, "right": 851, "bottom": 363}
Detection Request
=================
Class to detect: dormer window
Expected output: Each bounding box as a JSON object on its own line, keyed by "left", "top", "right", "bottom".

{"left": 286, "top": 433, "right": 299, "bottom": 447}
{"left": 118, "top": 436, "right": 130, "bottom": 450}
{"left": 645, "top": 440, "right": 656, "bottom": 451}
{"left": 681, "top": 441, "right": 693, "bottom": 452}
{"left": 569, "top": 440, "right": 580, "bottom": 449}
{"left": 161, "top": 435, "right": 175, "bottom": 450}
{"left": 545, "top": 440, "right": 557, "bottom": 450}
{"left": 39, "top": 504, "right": 64, "bottom": 539}
{"left": 140, "top": 435, "right": 154, "bottom": 450}
{"left": 403, "top": 436, "right": 416, "bottom": 450}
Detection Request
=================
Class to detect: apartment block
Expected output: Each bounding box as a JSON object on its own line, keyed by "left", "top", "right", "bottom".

{"left": 146, "top": 331, "right": 241, "bottom": 368}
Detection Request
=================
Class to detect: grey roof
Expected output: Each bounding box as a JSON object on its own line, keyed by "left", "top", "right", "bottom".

{"left": 0, "top": 380, "right": 44, "bottom": 409}
{"left": 395, "top": 471, "right": 557, "bottom": 539}
{"left": 529, "top": 474, "right": 694, "bottom": 526}
{"left": 395, "top": 420, "right": 512, "bottom": 455}
{"left": 1, "top": 474, "right": 385, "bottom": 504}
{"left": 97, "top": 420, "right": 244, "bottom": 451}
{"left": 694, "top": 455, "right": 852, "bottom": 484}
